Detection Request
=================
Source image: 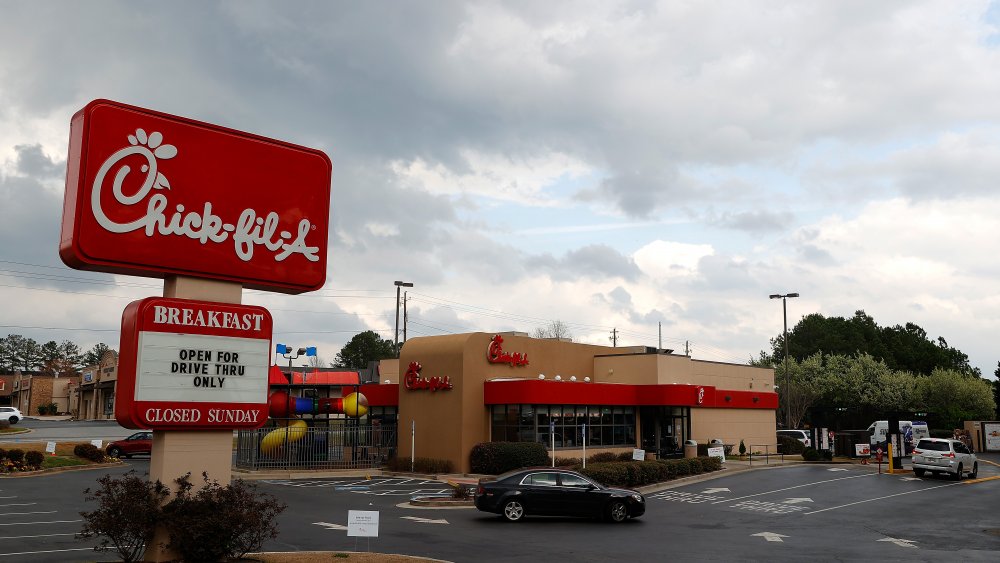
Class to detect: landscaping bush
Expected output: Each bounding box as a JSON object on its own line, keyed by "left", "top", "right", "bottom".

{"left": 469, "top": 442, "right": 549, "bottom": 474}
{"left": 801, "top": 447, "right": 822, "bottom": 461}
{"left": 162, "top": 473, "right": 287, "bottom": 563}
{"left": 7, "top": 448, "right": 24, "bottom": 463}
{"left": 739, "top": 439, "right": 747, "bottom": 456}
{"left": 78, "top": 471, "right": 170, "bottom": 563}
{"left": 700, "top": 456, "right": 723, "bottom": 472}
{"left": 0, "top": 447, "right": 7, "bottom": 460}
{"left": 777, "top": 435, "right": 806, "bottom": 455}
{"left": 73, "top": 443, "right": 106, "bottom": 463}
{"left": 38, "top": 404, "right": 49, "bottom": 415}
{"left": 25, "top": 450, "right": 45, "bottom": 468}
{"left": 385, "top": 456, "right": 454, "bottom": 474}
{"left": 554, "top": 456, "right": 581, "bottom": 468}
{"left": 617, "top": 451, "right": 635, "bottom": 462}
{"left": 0, "top": 420, "right": 10, "bottom": 430}
{"left": 578, "top": 456, "right": 723, "bottom": 488}
{"left": 587, "top": 451, "right": 619, "bottom": 463}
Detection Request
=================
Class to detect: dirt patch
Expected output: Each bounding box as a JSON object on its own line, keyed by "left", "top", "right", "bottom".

{"left": 251, "top": 552, "right": 449, "bottom": 562}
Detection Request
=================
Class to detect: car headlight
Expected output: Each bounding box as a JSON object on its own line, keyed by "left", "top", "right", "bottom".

{"left": 631, "top": 493, "right": 644, "bottom": 503}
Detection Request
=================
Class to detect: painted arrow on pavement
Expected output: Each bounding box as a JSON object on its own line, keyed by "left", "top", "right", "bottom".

{"left": 313, "top": 522, "right": 348, "bottom": 531}
{"left": 878, "top": 537, "right": 917, "bottom": 548}
{"left": 751, "top": 532, "right": 789, "bottom": 543}
{"left": 401, "top": 516, "right": 449, "bottom": 524}
{"left": 702, "top": 487, "right": 730, "bottom": 494}
{"left": 827, "top": 468, "right": 849, "bottom": 472}
{"left": 782, "top": 497, "right": 813, "bottom": 504}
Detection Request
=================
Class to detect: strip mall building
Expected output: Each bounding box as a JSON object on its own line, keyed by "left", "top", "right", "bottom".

{"left": 384, "top": 332, "right": 777, "bottom": 473}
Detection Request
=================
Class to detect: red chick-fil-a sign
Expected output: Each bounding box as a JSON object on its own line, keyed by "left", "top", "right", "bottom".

{"left": 60, "top": 99, "right": 331, "bottom": 294}
{"left": 487, "top": 334, "right": 529, "bottom": 367}
{"left": 116, "top": 297, "right": 272, "bottom": 429}
{"left": 403, "top": 361, "right": 453, "bottom": 392}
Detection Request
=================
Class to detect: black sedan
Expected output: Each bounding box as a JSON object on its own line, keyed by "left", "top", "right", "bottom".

{"left": 474, "top": 468, "right": 645, "bottom": 522}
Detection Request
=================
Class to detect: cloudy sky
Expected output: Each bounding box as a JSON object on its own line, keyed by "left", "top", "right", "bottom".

{"left": 2, "top": 1, "right": 1000, "bottom": 376}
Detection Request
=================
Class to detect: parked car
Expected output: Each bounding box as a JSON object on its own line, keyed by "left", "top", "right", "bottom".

{"left": 0, "top": 406, "right": 22, "bottom": 424}
{"left": 105, "top": 431, "right": 153, "bottom": 458}
{"left": 776, "top": 429, "right": 811, "bottom": 448}
{"left": 474, "top": 468, "right": 645, "bottom": 522}
{"left": 911, "top": 438, "right": 977, "bottom": 480}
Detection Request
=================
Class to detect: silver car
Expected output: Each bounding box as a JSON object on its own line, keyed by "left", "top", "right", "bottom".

{"left": 911, "top": 438, "right": 977, "bottom": 480}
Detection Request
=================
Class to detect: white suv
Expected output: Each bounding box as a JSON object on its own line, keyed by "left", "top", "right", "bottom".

{"left": 912, "top": 438, "right": 977, "bottom": 480}
{"left": 0, "top": 406, "right": 23, "bottom": 424}
{"left": 777, "top": 429, "right": 812, "bottom": 448}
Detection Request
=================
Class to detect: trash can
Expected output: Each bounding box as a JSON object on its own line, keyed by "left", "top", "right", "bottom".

{"left": 684, "top": 439, "right": 698, "bottom": 458}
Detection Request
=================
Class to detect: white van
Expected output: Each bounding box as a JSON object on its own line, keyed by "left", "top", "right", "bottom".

{"left": 867, "top": 420, "right": 929, "bottom": 455}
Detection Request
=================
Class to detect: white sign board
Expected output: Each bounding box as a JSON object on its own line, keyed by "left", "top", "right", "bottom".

{"left": 855, "top": 443, "right": 871, "bottom": 457}
{"left": 984, "top": 423, "right": 1000, "bottom": 452}
{"left": 91, "top": 439, "right": 103, "bottom": 449}
{"left": 632, "top": 448, "right": 645, "bottom": 461}
{"left": 347, "top": 510, "right": 380, "bottom": 537}
{"left": 135, "top": 332, "right": 269, "bottom": 403}
{"left": 45, "top": 441, "right": 57, "bottom": 454}
{"left": 707, "top": 446, "right": 726, "bottom": 463}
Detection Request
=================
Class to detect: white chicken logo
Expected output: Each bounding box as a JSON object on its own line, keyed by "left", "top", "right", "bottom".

{"left": 90, "top": 128, "right": 319, "bottom": 263}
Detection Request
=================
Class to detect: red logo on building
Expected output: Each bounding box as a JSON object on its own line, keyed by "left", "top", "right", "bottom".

{"left": 403, "top": 362, "right": 453, "bottom": 392}
{"left": 487, "top": 334, "right": 529, "bottom": 367}
{"left": 60, "top": 99, "right": 331, "bottom": 294}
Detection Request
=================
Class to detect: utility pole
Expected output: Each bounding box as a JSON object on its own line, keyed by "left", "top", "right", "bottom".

{"left": 685, "top": 340, "right": 690, "bottom": 356}
{"left": 403, "top": 291, "right": 409, "bottom": 342}
{"left": 658, "top": 322, "right": 661, "bottom": 352}
{"left": 394, "top": 281, "right": 414, "bottom": 357}
{"left": 610, "top": 328, "right": 618, "bottom": 347}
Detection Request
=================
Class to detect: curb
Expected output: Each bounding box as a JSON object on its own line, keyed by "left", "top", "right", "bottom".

{"left": 0, "top": 461, "right": 123, "bottom": 479}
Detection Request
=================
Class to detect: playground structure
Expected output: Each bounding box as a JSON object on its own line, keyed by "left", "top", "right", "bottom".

{"left": 260, "top": 389, "right": 369, "bottom": 454}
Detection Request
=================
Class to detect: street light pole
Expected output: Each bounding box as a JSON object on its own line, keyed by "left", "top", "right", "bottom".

{"left": 769, "top": 292, "right": 799, "bottom": 429}
{"left": 394, "top": 281, "right": 413, "bottom": 357}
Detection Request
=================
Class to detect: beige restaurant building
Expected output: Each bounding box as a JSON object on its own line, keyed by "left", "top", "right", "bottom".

{"left": 391, "top": 332, "right": 778, "bottom": 474}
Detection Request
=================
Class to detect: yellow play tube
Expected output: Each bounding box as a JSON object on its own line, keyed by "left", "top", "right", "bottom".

{"left": 260, "top": 419, "right": 308, "bottom": 455}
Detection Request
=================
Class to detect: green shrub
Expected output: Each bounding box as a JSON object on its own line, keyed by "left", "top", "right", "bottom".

{"left": 385, "top": 457, "right": 454, "bottom": 474}
{"left": 162, "top": 473, "right": 287, "bottom": 563}
{"left": 0, "top": 447, "right": 7, "bottom": 460}
{"left": 7, "top": 449, "right": 24, "bottom": 463}
{"left": 801, "top": 447, "right": 821, "bottom": 461}
{"left": 78, "top": 471, "right": 170, "bottom": 563}
{"left": 554, "top": 456, "right": 581, "bottom": 467}
{"left": 73, "top": 443, "right": 105, "bottom": 463}
{"left": 777, "top": 435, "right": 806, "bottom": 455}
{"left": 25, "top": 450, "right": 45, "bottom": 468}
{"left": 38, "top": 405, "right": 49, "bottom": 415}
{"left": 578, "top": 456, "right": 723, "bottom": 488}
{"left": 739, "top": 439, "right": 747, "bottom": 455}
{"left": 587, "top": 452, "right": 619, "bottom": 463}
{"left": 469, "top": 442, "right": 549, "bottom": 474}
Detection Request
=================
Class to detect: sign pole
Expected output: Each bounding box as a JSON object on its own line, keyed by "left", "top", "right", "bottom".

{"left": 411, "top": 420, "right": 415, "bottom": 473}
{"left": 582, "top": 423, "right": 587, "bottom": 468}
{"left": 551, "top": 420, "right": 556, "bottom": 468}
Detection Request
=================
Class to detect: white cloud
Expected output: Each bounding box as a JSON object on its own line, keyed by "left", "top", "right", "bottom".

{"left": 633, "top": 240, "right": 715, "bottom": 279}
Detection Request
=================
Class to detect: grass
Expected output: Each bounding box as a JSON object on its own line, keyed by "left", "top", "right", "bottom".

{"left": 0, "top": 427, "right": 30, "bottom": 434}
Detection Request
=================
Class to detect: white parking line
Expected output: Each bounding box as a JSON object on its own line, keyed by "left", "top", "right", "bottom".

{"left": 711, "top": 473, "right": 874, "bottom": 504}
{"left": 0, "top": 533, "right": 77, "bottom": 540}
{"left": 0, "top": 512, "right": 57, "bottom": 517}
{"left": 804, "top": 482, "right": 960, "bottom": 515}
{"left": 0, "top": 504, "right": 35, "bottom": 508}
{"left": 0, "top": 520, "right": 81, "bottom": 527}
{"left": 0, "top": 547, "right": 96, "bottom": 557}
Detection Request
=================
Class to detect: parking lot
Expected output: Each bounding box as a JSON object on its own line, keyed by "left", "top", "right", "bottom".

{"left": 2, "top": 457, "right": 1000, "bottom": 562}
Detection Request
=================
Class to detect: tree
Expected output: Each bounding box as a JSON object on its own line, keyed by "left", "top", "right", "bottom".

{"left": 82, "top": 343, "right": 112, "bottom": 367}
{"left": 532, "top": 320, "right": 572, "bottom": 340}
{"left": 914, "top": 369, "right": 996, "bottom": 429}
{"left": 768, "top": 310, "right": 977, "bottom": 376}
{"left": 334, "top": 331, "right": 396, "bottom": 369}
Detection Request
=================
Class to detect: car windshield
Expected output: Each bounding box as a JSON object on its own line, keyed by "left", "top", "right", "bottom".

{"left": 917, "top": 440, "right": 950, "bottom": 451}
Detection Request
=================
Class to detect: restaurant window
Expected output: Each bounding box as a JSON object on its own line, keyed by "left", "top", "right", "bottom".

{"left": 490, "top": 404, "right": 636, "bottom": 448}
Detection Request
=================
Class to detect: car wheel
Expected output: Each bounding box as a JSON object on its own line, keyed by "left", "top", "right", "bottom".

{"left": 8, "top": 416, "right": 17, "bottom": 424}
{"left": 954, "top": 463, "right": 963, "bottom": 481}
{"left": 913, "top": 468, "right": 925, "bottom": 477}
{"left": 502, "top": 500, "right": 525, "bottom": 522}
{"left": 107, "top": 446, "right": 121, "bottom": 458}
{"left": 970, "top": 462, "right": 978, "bottom": 479}
{"left": 607, "top": 501, "right": 628, "bottom": 523}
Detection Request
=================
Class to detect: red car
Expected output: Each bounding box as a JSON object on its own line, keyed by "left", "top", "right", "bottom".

{"left": 106, "top": 431, "right": 153, "bottom": 458}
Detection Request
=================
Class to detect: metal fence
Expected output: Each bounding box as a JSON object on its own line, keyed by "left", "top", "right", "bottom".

{"left": 235, "top": 421, "right": 397, "bottom": 471}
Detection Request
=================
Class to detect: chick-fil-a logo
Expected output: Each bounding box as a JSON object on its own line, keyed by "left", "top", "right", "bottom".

{"left": 403, "top": 361, "right": 453, "bottom": 392}
{"left": 486, "top": 334, "right": 529, "bottom": 367}
{"left": 91, "top": 128, "right": 319, "bottom": 263}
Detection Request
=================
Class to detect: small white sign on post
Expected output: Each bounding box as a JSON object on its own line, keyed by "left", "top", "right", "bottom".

{"left": 91, "top": 439, "right": 103, "bottom": 449}
{"left": 45, "top": 441, "right": 57, "bottom": 454}
{"left": 707, "top": 446, "right": 726, "bottom": 463}
{"left": 855, "top": 443, "right": 871, "bottom": 457}
{"left": 347, "top": 510, "right": 379, "bottom": 537}
{"left": 632, "top": 448, "right": 645, "bottom": 461}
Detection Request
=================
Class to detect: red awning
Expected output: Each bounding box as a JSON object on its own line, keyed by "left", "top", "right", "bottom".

{"left": 290, "top": 371, "right": 359, "bottom": 385}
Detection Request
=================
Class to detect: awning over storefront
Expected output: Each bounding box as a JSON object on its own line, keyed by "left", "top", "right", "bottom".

{"left": 483, "top": 379, "right": 777, "bottom": 409}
